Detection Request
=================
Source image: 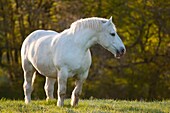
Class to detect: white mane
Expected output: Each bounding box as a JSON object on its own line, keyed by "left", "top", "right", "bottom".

{"left": 70, "top": 17, "right": 109, "bottom": 33}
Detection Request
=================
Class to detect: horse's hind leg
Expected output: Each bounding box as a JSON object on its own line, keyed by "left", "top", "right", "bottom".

{"left": 22, "top": 60, "right": 35, "bottom": 104}
{"left": 44, "top": 77, "right": 56, "bottom": 100}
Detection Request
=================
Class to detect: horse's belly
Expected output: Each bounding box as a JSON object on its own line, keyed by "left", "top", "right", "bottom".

{"left": 31, "top": 52, "right": 57, "bottom": 77}
{"left": 33, "top": 60, "right": 57, "bottom": 77}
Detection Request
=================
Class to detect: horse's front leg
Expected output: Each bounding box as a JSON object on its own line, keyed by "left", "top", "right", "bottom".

{"left": 71, "top": 70, "right": 89, "bottom": 106}
{"left": 57, "top": 68, "right": 68, "bottom": 107}
{"left": 44, "top": 77, "right": 56, "bottom": 101}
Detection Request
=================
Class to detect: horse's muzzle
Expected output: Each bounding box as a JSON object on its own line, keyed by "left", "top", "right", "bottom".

{"left": 116, "top": 47, "right": 126, "bottom": 58}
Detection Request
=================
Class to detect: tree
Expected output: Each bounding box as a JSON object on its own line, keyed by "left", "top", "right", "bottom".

{"left": 0, "top": 0, "right": 170, "bottom": 100}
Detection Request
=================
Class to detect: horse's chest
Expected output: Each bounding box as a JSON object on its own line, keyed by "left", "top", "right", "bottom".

{"left": 61, "top": 50, "right": 91, "bottom": 74}
{"left": 70, "top": 58, "right": 87, "bottom": 72}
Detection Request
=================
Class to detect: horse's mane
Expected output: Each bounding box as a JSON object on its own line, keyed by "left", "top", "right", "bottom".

{"left": 70, "top": 17, "right": 113, "bottom": 33}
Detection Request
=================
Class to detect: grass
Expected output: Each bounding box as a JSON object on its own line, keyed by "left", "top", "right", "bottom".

{"left": 0, "top": 98, "right": 170, "bottom": 113}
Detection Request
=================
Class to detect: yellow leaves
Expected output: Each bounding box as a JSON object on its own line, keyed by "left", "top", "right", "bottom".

{"left": 144, "top": 24, "right": 159, "bottom": 51}
{"left": 0, "top": 17, "right": 3, "bottom": 21}
{"left": 114, "top": 77, "right": 128, "bottom": 86}
{"left": 168, "top": 43, "right": 170, "bottom": 47}
{"left": 145, "top": 37, "right": 159, "bottom": 53}
{"left": 118, "top": 29, "right": 131, "bottom": 46}
{"left": 148, "top": 37, "right": 158, "bottom": 44}
{"left": 130, "top": 11, "right": 140, "bottom": 19}
{"left": 146, "top": 0, "right": 154, "bottom": 7}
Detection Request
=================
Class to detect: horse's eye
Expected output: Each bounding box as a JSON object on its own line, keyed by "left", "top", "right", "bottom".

{"left": 110, "top": 33, "right": 115, "bottom": 36}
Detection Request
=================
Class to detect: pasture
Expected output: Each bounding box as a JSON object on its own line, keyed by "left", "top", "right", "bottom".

{"left": 0, "top": 99, "right": 169, "bottom": 113}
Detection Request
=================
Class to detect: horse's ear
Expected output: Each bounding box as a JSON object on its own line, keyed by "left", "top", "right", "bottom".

{"left": 104, "top": 17, "right": 112, "bottom": 26}
{"left": 109, "top": 16, "right": 112, "bottom": 22}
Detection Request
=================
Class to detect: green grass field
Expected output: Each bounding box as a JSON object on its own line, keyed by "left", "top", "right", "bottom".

{"left": 0, "top": 99, "right": 170, "bottom": 113}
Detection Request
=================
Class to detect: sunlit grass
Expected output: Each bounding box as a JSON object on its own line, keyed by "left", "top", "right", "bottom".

{"left": 0, "top": 98, "right": 169, "bottom": 113}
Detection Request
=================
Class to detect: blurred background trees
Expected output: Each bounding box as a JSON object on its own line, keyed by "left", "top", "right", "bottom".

{"left": 0, "top": 0, "right": 170, "bottom": 100}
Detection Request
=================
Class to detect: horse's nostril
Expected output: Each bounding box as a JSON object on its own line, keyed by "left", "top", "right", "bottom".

{"left": 121, "top": 48, "right": 124, "bottom": 53}
{"left": 120, "top": 47, "right": 125, "bottom": 54}
{"left": 116, "top": 49, "right": 120, "bottom": 54}
{"left": 116, "top": 47, "right": 125, "bottom": 57}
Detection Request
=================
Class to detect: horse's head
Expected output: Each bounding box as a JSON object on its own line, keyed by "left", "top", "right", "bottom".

{"left": 97, "top": 17, "right": 126, "bottom": 58}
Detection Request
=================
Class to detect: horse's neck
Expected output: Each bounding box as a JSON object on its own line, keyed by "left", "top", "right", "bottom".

{"left": 73, "top": 29, "right": 97, "bottom": 51}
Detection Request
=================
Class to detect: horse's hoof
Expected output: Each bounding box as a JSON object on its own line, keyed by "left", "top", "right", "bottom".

{"left": 57, "top": 101, "right": 64, "bottom": 107}
{"left": 71, "top": 98, "right": 79, "bottom": 107}
{"left": 25, "top": 100, "right": 30, "bottom": 104}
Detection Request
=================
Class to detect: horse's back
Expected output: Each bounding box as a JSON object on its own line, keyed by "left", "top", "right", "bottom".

{"left": 23, "top": 30, "right": 58, "bottom": 44}
{"left": 21, "top": 30, "right": 57, "bottom": 56}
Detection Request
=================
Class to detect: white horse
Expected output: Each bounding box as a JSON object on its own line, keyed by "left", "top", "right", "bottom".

{"left": 21, "top": 17, "right": 126, "bottom": 107}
